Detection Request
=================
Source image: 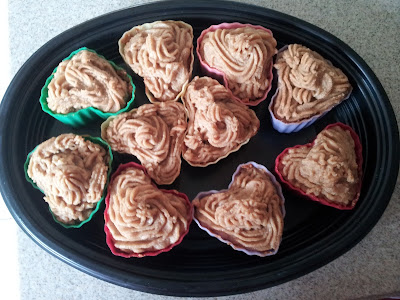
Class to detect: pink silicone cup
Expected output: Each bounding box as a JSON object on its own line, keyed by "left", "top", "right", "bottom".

{"left": 104, "top": 162, "right": 193, "bottom": 258}
{"left": 274, "top": 122, "right": 363, "bottom": 210}
{"left": 193, "top": 161, "right": 285, "bottom": 257}
{"left": 268, "top": 46, "right": 353, "bottom": 133}
{"left": 196, "top": 23, "right": 275, "bottom": 106}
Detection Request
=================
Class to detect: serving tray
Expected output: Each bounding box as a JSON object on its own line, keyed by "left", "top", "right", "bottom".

{"left": 0, "top": 0, "right": 399, "bottom": 296}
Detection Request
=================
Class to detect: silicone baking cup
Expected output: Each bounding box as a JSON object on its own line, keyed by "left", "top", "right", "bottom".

{"left": 118, "top": 21, "right": 194, "bottom": 103}
{"left": 24, "top": 135, "right": 114, "bottom": 228}
{"left": 40, "top": 47, "right": 136, "bottom": 127}
{"left": 196, "top": 23, "right": 275, "bottom": 106}
{"left": 104, "top": 162, "right": 193, "bottom": 258}
{"left": 268, "top": 46, "right": 352, "bottom": 133}
{"left": 193, "top": 161, "right": 286, "bottom": 257}
{"left": 275, "top": 122, "right": 363, "bottom": 210}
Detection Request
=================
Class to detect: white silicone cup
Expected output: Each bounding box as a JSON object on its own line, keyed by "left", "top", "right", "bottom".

{"left": 119, "top": 20, "right": 194, "bottom": 103}
{"left": 268, "top": 45, "right": 352, "bottom": 133}
{"left": 193, "top": 161, "right": 286, "bottom": 257}
{"left": 197, "top": 23, "right": 275, "bottom": 106}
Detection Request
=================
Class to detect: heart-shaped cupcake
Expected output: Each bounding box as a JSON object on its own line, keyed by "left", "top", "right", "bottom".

{"left": 275, "top": 123, "right": 363, "bottom": 209}
{"left": 269, "top": 44, "right": 353, "bottom": 133}
{"left": 104, "top": 162, "right": 193, "bottom": 258}
{"left": 197, "top": 23, "right": 277, "bottom": 106}
{"left": 119, "top": 20, "right": 194, "bottom": 103}
{"left": 192, "top": 162, "right": 285, "bottom": 257}
{"left": 101, "top": 101, "right": 187, "bottom": 185}
{"left": 182, "top": 76, "right": 260, "bottom": 167}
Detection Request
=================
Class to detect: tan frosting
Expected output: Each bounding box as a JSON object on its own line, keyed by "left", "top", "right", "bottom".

{"left": 119, "top": 21, "right": 193, "bottom": 102}
{"left": 106, "top": 167, "right": 190, "bottom": 254}
{"left": 102, "top": 102, "right": 187, "bottom": 185}
{"left": 193, "top": 163, "right": 284, "bottom": 255}
{"left": 182, "top": 76, "right": 259, "bottom": 166}
{"left": 47, "top": 50, "right": 132, "bottom": 114}
{"left": 273, "top": 44, "right": 352, "bottom": 122}
{"left": 27, "top": 134, "right": 109, "bottom": 224}
{"left": 199, "top": 26, "right": 277, "bottom": 102}
{"left": 278, "top": 125, "right": 359, "bottom": 205}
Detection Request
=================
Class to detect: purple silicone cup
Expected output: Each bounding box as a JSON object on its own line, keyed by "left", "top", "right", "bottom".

{"left": 268, "top": 45, "right": 352, "bottom": 133}
{"left": 193, "top": 162, "right": 285, "bottom": 257}
{"left": 196, "top": 23, "right": 275, "bottom": 106}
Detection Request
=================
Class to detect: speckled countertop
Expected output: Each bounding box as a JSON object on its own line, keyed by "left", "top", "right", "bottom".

{"left": 1, "top": 0, "right": 399, "bottom": 299}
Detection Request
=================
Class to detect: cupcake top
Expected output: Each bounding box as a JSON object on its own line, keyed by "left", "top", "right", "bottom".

{"left": 182, "top": 76, "right": 259, "bottom": 167}
{"left": 198, "top": 23, "right": 277, "bottom": 104}
{"left": 119, "top": 20, "right": 194, "bottom": 102}
{"left": 277, "top": 124, "right": 360, "bottom": 207}
{"left": 47, "top": 50, "right": 132, "bottom": 114}
{"left": 193, "top": 162, "right": 285, "bottom": 256}
{"left": 272, "top": 44, "right": 352, "bottom": 123}
{"left": 105, "top": 164, "right": 192, "bottom": 257}
{"left": 27, "top": 134, "right": 109, "bottom": 225}
{"left": 101, "top": 101, "right": 187, "bottom": 185}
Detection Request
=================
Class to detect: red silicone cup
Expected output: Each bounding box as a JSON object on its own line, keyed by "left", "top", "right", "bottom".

{"left": 104, "top": 162, "right": 193, "bottom": 258}
{"left": 196, "top": 22, "right": 275, "bottom": 106}
{"left": 274, "top": 122, "right": 363, "bottom": 210}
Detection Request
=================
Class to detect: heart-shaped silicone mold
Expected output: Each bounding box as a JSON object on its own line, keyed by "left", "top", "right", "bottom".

{"left": 104, "top": 162, "right": 193, "bottom": 258}
{"left": 275, "top": 122, "right": 363, "bottom": 209}
{"left": 193, "top": 162, "right": 285, "bottom": 257}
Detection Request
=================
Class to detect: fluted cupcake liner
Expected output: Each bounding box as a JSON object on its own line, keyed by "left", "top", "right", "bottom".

{"left": 104, "top": 162, "right": 193, "bottom": 258}
{"left": 274, "top": 122, "right": 363, "bottom": 209}
{"left": 40, "top": 47, "right": 136, "bottom": 128}
{"left": 24, "top": 135, "right": 114, "bottom": 228}
{"left": 268, "top": 45, "right": 352, "bottom": 133}
{"left": 193, "top": 161, "right": 285, "bottom": 257}
{"left": 118, "top": 21, "right": 194, "bottom": 103}
{"left": 196, "top": 23, "right": 275, "bottom": 106}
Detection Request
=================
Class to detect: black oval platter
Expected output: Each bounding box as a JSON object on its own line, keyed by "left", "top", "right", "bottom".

{"left": 0, "top": 0, "right": 399, "bottom": 297}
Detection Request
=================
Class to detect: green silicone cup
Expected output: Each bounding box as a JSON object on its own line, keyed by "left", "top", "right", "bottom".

{"left": 40, "top": 47, "right": 136, "bottom": 128}
{"left": 24, "top": 135, "right": 114, "bottom": 229}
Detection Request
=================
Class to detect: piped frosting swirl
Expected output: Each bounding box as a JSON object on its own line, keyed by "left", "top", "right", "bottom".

{"left": 119, "top": 20, "right": 194, "bottom": 102}
{"left": 198, "top": 24, "right": 277, "bottom": 103}
{"left": 47, "top": 50, "right": 132, "bottom": 114}
{"left": 101, "top": 101, "right": 187, "bottom": 185}
{"left": 272, "top": 44, "right": 352, "bottom": 123}
{"left": 27, "top": 134, "right": 109, "bottom": 224}
{"left": 182, "top": 76, "right": 259, "bottom": 167}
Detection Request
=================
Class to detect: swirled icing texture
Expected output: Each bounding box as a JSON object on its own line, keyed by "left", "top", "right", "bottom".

{"left": 119, "top": 21, "right": 193, "bottom": 102}
{"left": 27, "top": 134, "right": 109, "bottom": 224}
{"left": 193, "top": 163, "right": 284, "bottom": 255}
{"left": 106, "top": 167, "right": 190, "bottom": 254}
{"left": 272, "top": 44, "right": 352, "bottom": 123}
{"left": 278, "top": 125, "right": 359, "bottom": 205}
{"left": 102, "top": 102, "right": 187, "bottom": 185}
{"left": 182, "top": 76, "right": 259, "bottom": 166}
{"left": 47, "top": 50, "right": 132, "bottom": 114}
{"left": 199, "top": 26, "right": 277, "bottom": 102}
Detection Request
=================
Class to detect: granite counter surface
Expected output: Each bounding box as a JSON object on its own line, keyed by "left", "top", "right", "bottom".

{"left": 2, "top": 0, "right": 399, "bottom": 299}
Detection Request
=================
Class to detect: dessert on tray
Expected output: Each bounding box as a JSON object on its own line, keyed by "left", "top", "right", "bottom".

{"left": 182, "top": 76, "right": 259, "bottom": 167}
{"left": 275, "top": 123, "right": 363, "bottom": 209}
{"left": 119, "top": 20, "right": 194, "bottom": 102}
{"left": 193, "top": 162, "right": 285, "bottom": 256}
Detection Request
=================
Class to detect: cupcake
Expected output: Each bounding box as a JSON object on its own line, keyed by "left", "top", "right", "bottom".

{"left": 104, "top": 162, "right": 193, "bottom": 258}
{"left": 197, "top": 23, "right": 277, "bottom": 105}
{"left": 182, "top": 76, "right": 259, "bottom": 167}
{"left": 193, "top": 162, "right": 285, "bottom": 256}
{"left": 119, "top": 20, "right": 194, "bottom": 103}
{"left": 41, "top": 47, "right": 135, "bottom": 127}
{"left": 269, "top": 44, "right": 353, "bottom": 133}
{"left": 275, "top": 123, "right": 363, "bottom": 209}
{"left": 24, "top": 134, "right": 113, "bottom": 228}
{"left": 101, "top": 101, "right": 187, "bottom": 185}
